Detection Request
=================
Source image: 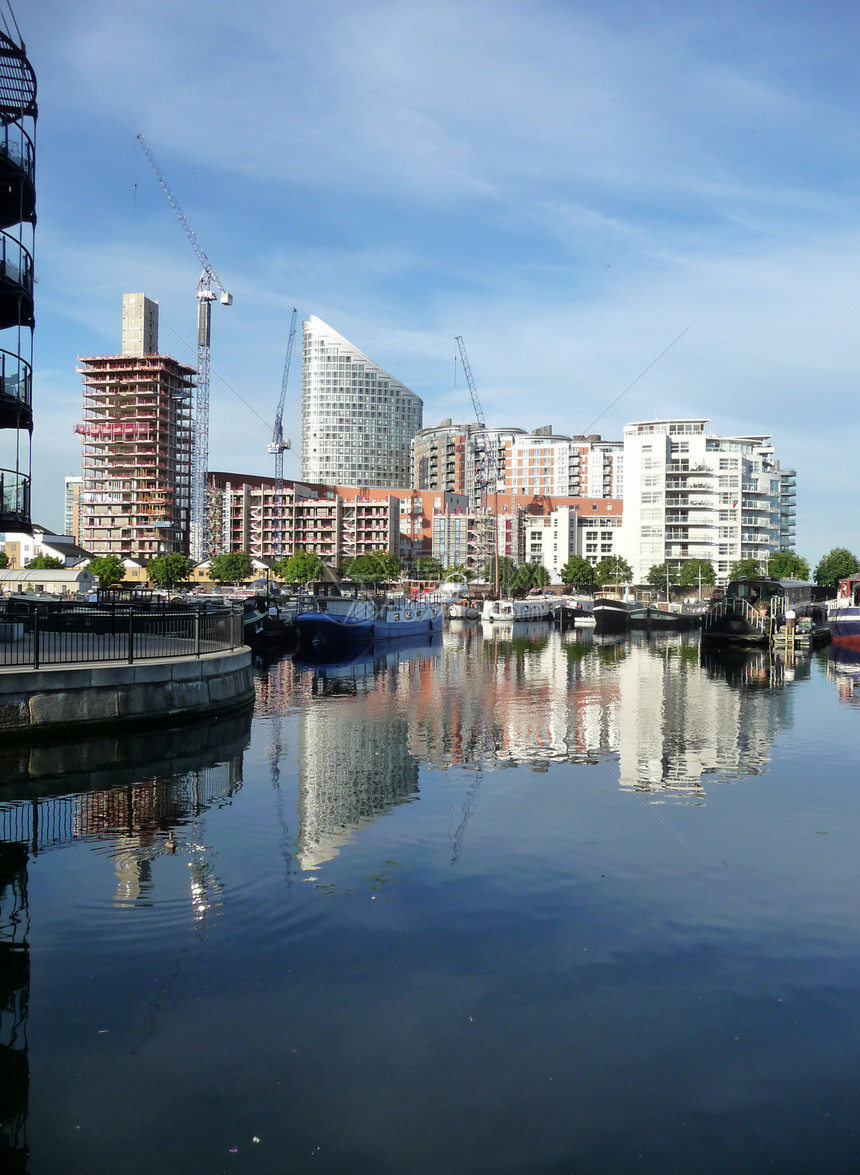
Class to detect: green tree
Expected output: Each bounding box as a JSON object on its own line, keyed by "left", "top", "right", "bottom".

{"left": 374, "top": 552, "right": 402, "bottom": 581}
{"left": 483, "top": 555, "right": 517, "bottom": 593}
{"left": 729, "top": 558, "right": 764, "bottom": 581}
{"left": 0, "top": 551, "right": 8, "bottom": 568}
{"left": 274, "top": 549, "right": 323, "bottom": 584}
{"left": 679, "top": 559, "right": 716, "bottom": 589}
{"left": 511, "top": 561, "right": 550, "bottom": 595}
{"left": 147, "top": 553, "right": 193, "bottom": 589}
{"left": 413, "top": 556, "right": 443, "bottom": 580}
{"left": 27, "top": 555, "right": 65, "bottom": 569}
{"left": 560, "top": 556, "right": 595, "bottom": 590}
{"left": 88, "top": 554, "right": 126, "bottom": 587}
{"left": 209, "top": 551, "right": 254, "bottom": 584}
{"left": 814, "top": 547, "right": 860, "bottom": 589}
{"left": 646, "top": 562, "right": 674, "bottom": 590}
{"left": 594, "top": 556, "right": 632, "bottom": 587}
{"left": 766, "top": 550, "right": 810, "bottom": 580}
{"left": 344, "top": 552, "right": 401, "bottom": 582}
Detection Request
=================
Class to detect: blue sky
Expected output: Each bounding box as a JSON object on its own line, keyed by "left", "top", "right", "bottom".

{"left": 22, "top": 0, "right": 860, "bottom": 561}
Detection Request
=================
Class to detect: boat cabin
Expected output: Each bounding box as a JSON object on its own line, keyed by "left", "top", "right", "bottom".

{"left": 725, "top": 577, "right": 814, "bottom": 615}
{"left": 837, "top": 575, "right": 860, "bottom": 607}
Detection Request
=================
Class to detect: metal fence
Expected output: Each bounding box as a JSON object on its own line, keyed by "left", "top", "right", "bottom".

{"left": 0, "top": 602, "right": 246, "bottom": 668}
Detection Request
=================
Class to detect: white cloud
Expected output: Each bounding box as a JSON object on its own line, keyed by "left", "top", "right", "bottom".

{"left": 22, "top": 0, "right": 860, "bottom": 560}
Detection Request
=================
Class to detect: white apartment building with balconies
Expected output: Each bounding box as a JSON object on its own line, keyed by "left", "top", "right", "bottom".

{"left": 619, "top": 418, "right": 793, "bottom": 584}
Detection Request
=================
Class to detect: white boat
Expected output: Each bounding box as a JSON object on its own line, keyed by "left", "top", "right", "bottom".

{"left": 481, "top": 597, "right": 552, "bottom": 622}
{"left": 447, "top": 598, "right": 481, "bottom": 620}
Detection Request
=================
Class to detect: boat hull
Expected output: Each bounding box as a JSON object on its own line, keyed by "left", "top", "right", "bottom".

{"left": 628, "top": 606, "right": 696, "bottom": 631}
{"left": 295, "top": 599, "right": 442, "bottom": 645}
{"left": 701, "top": 614, "right": 770, "bottom": 645}
{"left": 482, "top": 599, "right": 552, "bottom": 622}
{"left": 556, "top": 600, "right": 595, "bottom": 627}
{"left": 294, "top": 612, "right": 375, "bottom": 644}
{"left": 372, "top": 609, "right": 442, "bottom": 639}
{"left": 593, "top": 600, "right": 630, "bottom": 632}
{"left": 828, "top": 606, "right": 860, "bottom": 649}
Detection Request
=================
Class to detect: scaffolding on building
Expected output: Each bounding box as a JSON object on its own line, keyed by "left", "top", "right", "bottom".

{"left": 76, "top": 353, "right": 194, "bottom": 560}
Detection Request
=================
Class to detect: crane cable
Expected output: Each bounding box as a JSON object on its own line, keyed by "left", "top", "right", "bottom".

{"left": 163, "top": 320, "right": 276, "bottom": 435}
{"left": 578, "top": 319, "right": 699, "bottom": 436}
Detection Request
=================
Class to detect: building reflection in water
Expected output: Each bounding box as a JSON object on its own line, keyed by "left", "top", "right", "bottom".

{"left": 288, "top": 628, "right": 804, "bottom": 865}
{"left": 826, "top": 644, "right": 860, "bottom": 707}
{"left": 618, "top": 640, "right": 797, "bottom": 801}
{"left": 291, "top": 640, "right": 433, "bottom": 869}
{"left": 0, "top": 709, "right": 251, "bottom": 1172}
{"left": 0, "top": 841, "right": 28, "bottom": 1173}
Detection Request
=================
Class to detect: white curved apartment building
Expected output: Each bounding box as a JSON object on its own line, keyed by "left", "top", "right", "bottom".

{"left": 301, "top": 316, "right": 422, "bottom": 488}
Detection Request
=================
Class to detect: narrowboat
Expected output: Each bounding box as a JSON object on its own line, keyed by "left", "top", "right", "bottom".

{"left": 702, "top": 577, "right": 816, "bottom": 645}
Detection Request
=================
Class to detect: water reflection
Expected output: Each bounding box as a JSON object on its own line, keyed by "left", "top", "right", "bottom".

{"left": 5, "top": 629, "right": 857, "bottom": 1173}
{"left": 826, "top": 644, "right": 860, "bottom": 706}
{"left": 290, "top": 636, "right": 439, "bottom": 868}
{"left": 0, "top": 841, "right": 28, "bottom": 1172}
{"left": 0, "top": 709, "right": 251, "bottom": 1172}
{"left": 282, "top": 630, "right": 805, "bottom": 833}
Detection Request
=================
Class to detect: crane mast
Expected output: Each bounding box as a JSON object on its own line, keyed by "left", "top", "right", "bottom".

{"left": 136, "top": 134, "right": 232, "bottom": 562}
{"left": 455, "top": 335, "right": 485, "bottom": 429}
{"left": 455, "top": 335, "right": 495, "bottom": 503}
{"left": 268, "top": 308, "right": 297, "bottom": 559}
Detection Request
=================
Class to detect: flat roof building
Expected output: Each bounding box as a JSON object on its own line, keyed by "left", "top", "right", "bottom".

{"left": 619, "top": 418, "right": 793, "bottom": 583}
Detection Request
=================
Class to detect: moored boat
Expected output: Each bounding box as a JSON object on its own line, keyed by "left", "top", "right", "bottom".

{"left": 481, "top": 597, "right": 552, "bottom": 622}
{"left": 447, "top": 597, "right": 481, "bottom": 620}
{"left": 555, "top": 596, "right": 596, "bottom": 627}
{"left": 628, "top": 603, "right": 697, "bottom": 631}
{"left": 592, "top": 592, "right": 633, "bottom": 632}
{"left": 294, "top": 587, "right": 442, "bottom": 645}
{"left": 827, "top": 574, "right": 860, "bottom": 650}
{"left": 702, "top": 577, "right": 816, "bottom": 645}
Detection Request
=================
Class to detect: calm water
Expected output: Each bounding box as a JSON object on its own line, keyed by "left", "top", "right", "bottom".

{"left": 3, "top": 624, "right": 860, "bottom": 1174}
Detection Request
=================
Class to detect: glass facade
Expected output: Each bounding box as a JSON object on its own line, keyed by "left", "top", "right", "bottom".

{"left": 301, "top": 316, "right": 422, "bottom": 488}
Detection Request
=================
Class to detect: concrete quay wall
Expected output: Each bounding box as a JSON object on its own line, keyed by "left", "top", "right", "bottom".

{"left": 0, "top": 648, "right": 256, "bottom": 740}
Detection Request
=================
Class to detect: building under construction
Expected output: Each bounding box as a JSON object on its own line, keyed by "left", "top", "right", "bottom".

{"left": 76, "top": 294, "right": 194, "bottom": 560}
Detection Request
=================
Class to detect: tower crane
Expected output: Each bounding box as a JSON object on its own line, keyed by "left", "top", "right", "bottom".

{"left": 455, "top": 335, "right": 495, "bottom": 505}
{"left": 268, "top": 307, "right": 297, "bottom": 559}
{"left": 455, "top": 336, "right": 498, "bottom": 580}
{"left": 136, "top": 134, "right": 233, "bottom": 562}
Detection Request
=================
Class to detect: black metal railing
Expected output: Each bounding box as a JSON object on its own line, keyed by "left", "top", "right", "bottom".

{"left": 0, "top": 601, "right": 245, "bottom": 668}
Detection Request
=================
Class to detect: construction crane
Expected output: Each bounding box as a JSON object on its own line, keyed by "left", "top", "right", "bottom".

{"left": 455, "top": 336, "right": 498, "bottom": 583}
{"left": 136, "top": 133, "right": 233, "bottom": 562}
{"left": 455, "top": 335, "right": 496, "bottom": 502}
{"left": 268, "top": 308, "right": 297, "bottom": 560}
{"left": 455, "top": 335, "right": 485, "bottom": 429}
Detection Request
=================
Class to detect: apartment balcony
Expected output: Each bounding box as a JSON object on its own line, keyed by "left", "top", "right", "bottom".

{"left": 0, "top": 229, "right": 33, "bottom": 331}
{"left": 666, "top": 496, "right": 714, "bottom": 510}
{"left": 0, "top": 346, "right": 31, "bottom": 430}
{"left": 0, "top": 466, "right": 28, "bottom": 528}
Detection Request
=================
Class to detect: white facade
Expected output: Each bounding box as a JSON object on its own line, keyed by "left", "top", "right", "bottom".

{"left": 524, "top": 504, "right": 622, "bottom": 581}
{"left": 301, "top": 316, "right": 423, "bottom": 489}
{"left": 619, "top": 419, "right": 791, "bottom": 583}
